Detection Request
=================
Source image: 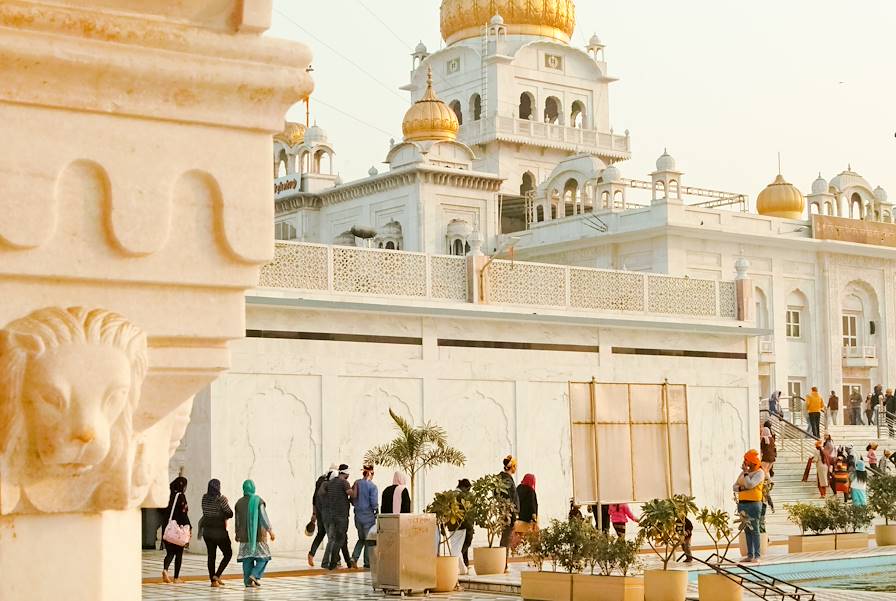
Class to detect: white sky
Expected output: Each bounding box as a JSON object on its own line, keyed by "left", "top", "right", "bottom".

{"left": 270, "top": 0, "right": 894, "bottom": 200}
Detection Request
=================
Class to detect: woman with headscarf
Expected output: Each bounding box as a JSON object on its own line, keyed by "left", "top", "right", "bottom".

{"left": 161, "top": 476, "right": 190, "bottom": 584}
{"left": 381, "top": 471, "right": 411, "bottom": 513}
{"left": 513, "top": 474, "right": 538, "bottom": 553}
{"left": 234, "top": 480, "right": 276, "bottom": 588}
{"left": 733, "top": 450, "right": 766, "bottom": 563}
{"left": 852, "top": 460, "right": 868, "bottom": 506}
{"left": 199, "top": 479, "right": 234, "bottom": 587}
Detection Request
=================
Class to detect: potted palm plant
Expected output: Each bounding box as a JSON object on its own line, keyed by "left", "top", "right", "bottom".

{"left": 639, "top": 495, "right": 696, "bottom": 601}
{"left": 784, "top": 502, "right": 835, "bottom": 552}
{"left": 365, "top": 408, "right": 466, "bottom": 505}
{"left": 834, "top": 501, "right": 872, "bottom": 550}
{"left": 869, "top": 474, "right": 896, "bottom": 546}
{"left": 426, "top": 489, "right": 471, "bottom": 592}
{"left": 574, "top": 526, "right": 644, "bottom": 601}
{"left": 695, "top": 507, "right": 744, "bottom": 601}
{"left": 470, "top": 473, "right": 516, "bottom": 576}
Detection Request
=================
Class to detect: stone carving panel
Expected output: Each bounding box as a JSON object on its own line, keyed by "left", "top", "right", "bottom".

{"left": 486, "top": 260, "right": 566, "bottom": 307}
{"left": 570, "top": 268, "right": 644, "bottom": 312}
{"left": 333, "top": 247, "right": 427, "bottom": 297}
{"left": 691, "top": 388, "right": 748, "bottom": 509}
{"left": 647, "top": 275, "right": 718, "bottom": 317}
{"left": 0, "top": 307, "right": 147, "bottom": 514}
{"left": 430, "top": 256, "right": 468, "bottom": 302}
{"left": 719, "top": 281, "right": 737, "bottom": 319}
{"left": 258, "top": 242, "right": 329, "bottom": 290}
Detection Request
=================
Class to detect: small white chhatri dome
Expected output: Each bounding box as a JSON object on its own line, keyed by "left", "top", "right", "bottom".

{"left": 811, "top": 174, "right": 828, "bottom": 195}
{"left": 368, "top": 166, "right": 379, "bottom": 177}
{"left": 602, "top": 163, "right": 622, "bottom": 183}
{"left": 490, "top": 13, "right": 505, "bottom": 26}
{"left": 414, "top": 40, "right": 428, "bottom": 55}
{"left": 875, "top": 186, "right": 889, "bottom": 203}
{"left": 446, "top": 218, "right": 473, "bottom": 239}
{"left": 656, "top": 149, "right": 676, "bottom": 172}
{"left": 589, "top": 33, "right": 603, "bottom": 47}
{"left": 305, "top": 124, "right": 327, "bottom": 145}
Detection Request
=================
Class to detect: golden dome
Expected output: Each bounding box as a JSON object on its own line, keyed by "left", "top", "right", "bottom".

{"left": 440, "top": 0, "right": 575, "bottom": 45}
{"left": 757, "top": 174, "right": 806, "bottom": 220}
{"left": 274, "top": 121, "right": 306, "bottom": 146}
{"left": 402, "top": 68, "right": 460, "bottom": 143}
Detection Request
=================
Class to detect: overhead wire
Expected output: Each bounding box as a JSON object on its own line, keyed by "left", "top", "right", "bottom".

{"left": 312, "top": 97, "right": 399, "bottom": 139}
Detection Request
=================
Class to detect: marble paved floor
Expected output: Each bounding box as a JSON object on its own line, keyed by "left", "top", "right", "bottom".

{"left": 143, "top": 573, "right": 516, "bottom": 601}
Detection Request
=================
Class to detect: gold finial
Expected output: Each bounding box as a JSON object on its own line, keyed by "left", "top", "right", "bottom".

{"left": 777, "top": 152, "right": 782, "bottom": 175}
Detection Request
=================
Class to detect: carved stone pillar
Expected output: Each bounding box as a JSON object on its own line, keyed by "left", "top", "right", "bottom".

{"left": 0, "top": 2, "right": 311, "bottom": 599}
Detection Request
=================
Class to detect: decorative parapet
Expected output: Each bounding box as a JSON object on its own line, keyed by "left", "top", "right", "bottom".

{"left": 259, "top": 242, "right": 739, "bottom": 320}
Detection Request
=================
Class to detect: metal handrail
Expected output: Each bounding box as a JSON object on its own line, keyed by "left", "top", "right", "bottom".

{"left": 761, "top": 401, "right": 819, "bottom": 464}
{"left": 695, "top": 553, "right": 816, "bottom": 601}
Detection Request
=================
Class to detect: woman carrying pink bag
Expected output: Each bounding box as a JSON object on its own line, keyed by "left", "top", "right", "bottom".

{"left": 161, "top": 477, "right": 191, "bottom": 584}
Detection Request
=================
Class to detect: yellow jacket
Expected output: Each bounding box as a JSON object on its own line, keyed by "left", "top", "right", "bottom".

{"left": 806, "top": 392, "right": 824, "bottom": 413}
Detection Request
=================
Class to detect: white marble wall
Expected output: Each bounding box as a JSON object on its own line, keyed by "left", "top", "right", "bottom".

{"left": 174, "top": 304, "right": 756, "bottom": 552}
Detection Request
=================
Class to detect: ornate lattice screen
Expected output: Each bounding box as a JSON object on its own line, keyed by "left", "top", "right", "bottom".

{"left": 570, "top": 380, "right": 691, "bottom": 504}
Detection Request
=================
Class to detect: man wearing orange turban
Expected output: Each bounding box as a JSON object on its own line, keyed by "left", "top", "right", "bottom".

{"left": 734, "top": 449, "right": 766, "bottom": 563}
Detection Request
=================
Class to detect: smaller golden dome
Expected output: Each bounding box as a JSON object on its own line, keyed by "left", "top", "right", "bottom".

{"left": 274, "top": 121, "right": 306, "bottom": 146}
{"left": 402, "top": 68, "right": 460, "bottom": 143}
{"left": 757, "top": 174, "right": 805, "bottom": 219}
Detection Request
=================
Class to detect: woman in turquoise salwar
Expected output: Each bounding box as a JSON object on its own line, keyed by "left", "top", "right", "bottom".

{"left": 234, "top": 480, "right": 276, "bottom": 588}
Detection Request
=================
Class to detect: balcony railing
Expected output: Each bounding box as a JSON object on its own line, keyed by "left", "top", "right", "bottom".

{"left": 258, "top": 242, "right": 739, "bottom": 321}
{"left": 842, "top": 345, "right": 876, "bottom": 359}
{"left": 458, "top": 115, "right": 631, "bottom": 157}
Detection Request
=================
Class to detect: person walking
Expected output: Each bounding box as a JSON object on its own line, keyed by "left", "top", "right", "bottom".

{"left": 350, "top": 465, "right": 378, "bottom": 569}
{"left": 827, "top": 391, "right": 840, "bottom": 427}
{"left": 608, "top": 503, "right": 638, "bottom": 539}
{"left": 760, "top": 421, "right": 777, "bottom": 474}
{"left": 832, "top": 450, "right": 851, "bottom": 503}
{"left": 852, "top": 460, "right": 868, "bottom": 506}
{"left": 513, "top": 473, "right": 538, "bottom": 553}
{"left": 813, "top": 440, "right": 829, "bottom": 497}
{"left": 307, "top": 464, "right": 336, "bottom": 567}
{"left": 868, "top": 443, "right": 879, "bottom": 470}
{"left": 235, "top": 480, "right": 275, "bottom": 588}
{"left": 850, "top": 390, "right": 863, "bottom": 425}
{"left": 806, "top": 387, "right": 824, "bottom": 438}
{"left": 865, "top": 393, "right": 875, "bottom": 426}
{"left": 199, "top": 479, "right": 233, "bottom": 588}
{"left": 381, "top": 471, "right": 411, "bottom": 513}
{"left": 768, "top": 390, "right": 783, "bottom": 419}
{"left": 886, "top": 390, "right": 896, "bottom": 435}
{"left": 453, "top": 479, "right": 475, "bottom": 573}
{"left": 497, "top": 455, "right": 520, "bottom": 573}
{"left": 320, "top": 465, "right": 356, "bottom": 570}
{"left": 161, "top": 476, "right": 190, "bottom": 584}
{"left": 734, "top": 450, "right": 766, "bottom": 563}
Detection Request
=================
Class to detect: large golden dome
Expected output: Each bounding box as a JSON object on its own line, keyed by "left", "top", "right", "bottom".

{"left": 757, "top": 174, "right": 805, "bottom": 220}
{"left": 402, "top": 68, "right": 460, "bottom": 143}
{"left": 441, "top": 0, "right": 575, "bottom": 45}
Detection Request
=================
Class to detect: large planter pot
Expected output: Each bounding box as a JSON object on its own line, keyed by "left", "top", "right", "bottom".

{"left": 473, "top": 546, "right": 506, "bottom": 576}
{"left": 876, "top": 524, "right": 896, "bottom": 546}
{"left": 738, "top": 532, "right": 768, "bottom": 557}
{"left": 698, "top": 574, "right": 743, "bottom": 601}
{"left": 644, "top": 569, "right": 687, "bottom": 601}
{"left": 434, "top": 556, "right": 459, "bottom": 593}
{"left": 835, "top": 532, "right": 869, "bottom": 550}
{"left": 573, "top": 574, "right": 643, "bottom": 601}
{"left": 520, "top": 571, "right": 572, "bottom": 601}
{"left": 787, "top": 534, "right": 836, "bottom": 553}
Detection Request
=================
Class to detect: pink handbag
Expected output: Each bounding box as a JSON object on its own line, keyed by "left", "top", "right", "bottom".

{"left": 162, "top": 493, "right": 191, "bottom": 547}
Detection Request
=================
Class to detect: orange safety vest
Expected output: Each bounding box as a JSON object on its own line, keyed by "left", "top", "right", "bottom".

{"left": 738, "top": 468, "right": 765, "bottom": 502}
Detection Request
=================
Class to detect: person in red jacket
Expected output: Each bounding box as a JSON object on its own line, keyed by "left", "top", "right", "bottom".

{"left": 607, "top": 503, "right": 638, "bottom": 539}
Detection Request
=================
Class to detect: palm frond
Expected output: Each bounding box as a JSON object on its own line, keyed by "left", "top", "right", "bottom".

{"left": 389, "top": 408, "right": 415, "bottom": 437}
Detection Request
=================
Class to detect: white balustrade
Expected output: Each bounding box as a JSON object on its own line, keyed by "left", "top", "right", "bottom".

{"left": 258, "top": 242, "right": 739, "bottom": 320}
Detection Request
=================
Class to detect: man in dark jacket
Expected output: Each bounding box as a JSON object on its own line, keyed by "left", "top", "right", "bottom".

{"left": 307, "top": 465, "right": 335, "bottom": 567}
{"left": 498, "top": 455, "right": 519, "bottom": 572}
{"left": 886, "top": 390, "right": 896, "bottom": 435}
{"left": 319, "top": 465, "right": 356, "bottom": 570}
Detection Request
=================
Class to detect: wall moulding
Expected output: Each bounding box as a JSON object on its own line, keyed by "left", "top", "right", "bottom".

{"left": 0, "top": 1, "right": 312, "bottom": 131}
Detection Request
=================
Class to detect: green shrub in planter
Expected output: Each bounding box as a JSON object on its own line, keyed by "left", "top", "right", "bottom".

{"left": 639, "top": 494, "right": 697, "bottom": 570}
{"left": 824, "top": 498, "right": 849, "bottom": 534}
{"left": 869, "top": 474, "right": 896, "bottom": 525}
{"left": 426, "top": 489, "right": 471, "bottom": 555}
{"left": 785, "top": 502, "right": 832, "bottom": 535}
{"left": 846, "top": 504, "right": 874, "bottom": 533}
{"left": 470, "top": 474, "right": 516, "bottom": 548}
{"left": 584, "top": 527, "right": 643, "bottom": 577}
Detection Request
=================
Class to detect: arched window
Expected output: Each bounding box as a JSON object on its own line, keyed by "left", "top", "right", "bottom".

{"left": 613, "top": 189, "right": 624, "bottom": 208}
{"left": 823, "top": 201, "right": 833, "bottom": 215}
{"left": 519, "top": 92, "right": 534, "bottom": 120}
{"left": 317, "top": 150, "right": 332, "bottom": 175}
{"left": 453, "top": 239, "right": 464, "bottom": 256}
{"left": 601, "top": 190, "right": 610, "bottom": 209}
{"left": 570, "top": 100, "right": 586, "bottom": 129}
{"left": 299, "top": 151, "right": 310, "bottom": 174}
{"left": 851, "top": 192, "right": 862, "bottom": 219}
{"left": 470, "top": 93, "right": 482, "bottom": 121}
{"left": 536, "top": 205, "right": 545, "bottom": 222}
{"left": 544, "top": 96, "right": 561, "bottom": 124}
{"left": 277, "top": 159, "right": 287, "bottom": 178}
{"left": 669, "top": 179, "right": 680, "bottom": 199}
{"left": 563, "top": 179, "right": 578, "bottom": 216}
{"left": 654, "top": 180, "right": 666, "bottom": 200}
{"left": 809, "top": 203, "right": 820, "bottom": 215}
{"left": 449, "top": 100, "right": 463, "bottom": 125}
{"left": 385, "top": 241, "right": 396, "bottom": 250}
{"left": 520, "top": 171, "right": 535, "bottom": 196}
